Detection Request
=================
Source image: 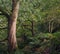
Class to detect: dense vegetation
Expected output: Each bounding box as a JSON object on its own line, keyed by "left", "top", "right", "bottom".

{"left": 0, "top": 0, "right": 60, "bottom": 54}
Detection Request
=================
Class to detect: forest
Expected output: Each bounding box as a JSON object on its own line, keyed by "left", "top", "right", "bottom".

{"left": 0, "top": 0, "right": 60, "bottom": 54}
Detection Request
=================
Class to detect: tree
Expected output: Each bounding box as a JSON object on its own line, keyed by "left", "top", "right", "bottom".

{"left": 0, "top": 0, "right": 20, "bottom": 52}
{"left": 8, "top": 0, "right": 20, "bottom": 52}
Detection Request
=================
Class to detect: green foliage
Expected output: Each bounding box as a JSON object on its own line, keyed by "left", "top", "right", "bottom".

{"left": 0, "top": 0, "right": 60, "bottom": 54}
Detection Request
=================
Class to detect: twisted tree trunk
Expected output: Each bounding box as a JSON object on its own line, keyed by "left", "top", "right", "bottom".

{"left": 8, "top": 0, "right": 20, "bottom": 52}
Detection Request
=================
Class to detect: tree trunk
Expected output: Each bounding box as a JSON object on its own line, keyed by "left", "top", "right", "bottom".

{"left": 49, "top": 22, "right": 51, "bottom": 33}
{"left": 8, "top": 0, "right": 20, "bottom": 52}
{"left": 31, "top": 20, "right": 34, "bottom": 36}
{"left": 51, "top": 22, "right": 54, "bottom": 33}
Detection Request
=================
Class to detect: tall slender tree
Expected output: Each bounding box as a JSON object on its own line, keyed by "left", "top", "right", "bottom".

{"left": 0, "top": 0, "right": 20, "bottom": 52}
{"left": 8, "top": 0, "right": 20, "bottom": 52}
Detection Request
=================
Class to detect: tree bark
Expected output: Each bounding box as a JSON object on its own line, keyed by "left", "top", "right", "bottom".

{"left": 31, "top": 20, "right": 34, "bottom": 36}
{"left": 51, "top": 22, "right": 54, "bottom": 33}
{"left": 49, "top": 22, "right": 51, "bottom": 33}
{"left": 8, "top": 0, "right": 20, "bottom": 52}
